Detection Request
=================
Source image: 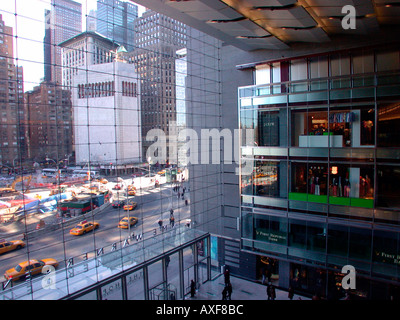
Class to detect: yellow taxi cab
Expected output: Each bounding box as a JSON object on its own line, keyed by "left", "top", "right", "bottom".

{"left": 127, "top": 185, "right": 136, "bottom": 196}
{"left": 69, "top": 220, "right": 99, "bottom": 236}
{"left": 123, "top": 201, "right": 137, "bottom": 211}
{"left": 0, "top": 239, "right": 25, "bottom": 255}
{"left": 4, "top": 258, "right": 59, "bottom": 281}
{"left": 118, "top": 216, "right": 138, "bottom": 229}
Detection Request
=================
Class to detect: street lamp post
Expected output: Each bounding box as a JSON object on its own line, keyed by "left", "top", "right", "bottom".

{"left": 46, "top": 156, "right": 61, "bottom": 216}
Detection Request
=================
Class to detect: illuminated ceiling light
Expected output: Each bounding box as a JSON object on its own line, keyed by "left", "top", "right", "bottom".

{"left": 236, "top": 34, "right": 273, "bottom": 39}
{"left": 327, "top": 12, "right": 376, "bottom": 20}
{"left": 379, "top": 2, "right": 400, "bottom": 7}
{"left": 280, "top": 25, "right": 317, "bottom": 30}
{"left": 252, "top": 3, "right": 298, "bottom": 11}
{"left": 206, "top": 16, "right": 247, "bottom": 23}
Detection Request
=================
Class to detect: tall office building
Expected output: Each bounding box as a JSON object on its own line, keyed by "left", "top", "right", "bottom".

{"left": 43, "top": 0, "right": 82, "bottom": 84}
{"left": 24, "top": 82, "right": 73, "bottom": 163}
{"left": 130, "top": 10, "right": 186, "bottom": 162}
{"left": 0, "top": 14, "right": 25, "bottom": 169}
{"left": 72, "top": 58, "right": 141, "bottom": 167}
{"left": 59, "top": 31, "right": 120, "bottom": 88}
{"left": 96, "top": 0, "right": 138, "bottom": 51}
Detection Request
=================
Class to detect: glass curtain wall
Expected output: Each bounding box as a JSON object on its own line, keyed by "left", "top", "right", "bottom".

{"left": 239, "top": 46, "right": 400, "bottom": 292}
{"left": 0, "top": 0, "right": 220, "bottom": 300}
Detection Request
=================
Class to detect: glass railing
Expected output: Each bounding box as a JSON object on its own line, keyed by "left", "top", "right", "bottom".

{"left": 0, "top": 225, "right": 208, "bottom": 300}
{"left": 239, "top": 71, "right": 400, "bottom": 103}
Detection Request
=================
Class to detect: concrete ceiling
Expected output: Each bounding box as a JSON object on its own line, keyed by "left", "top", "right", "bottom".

{"left": 131, "top": 0, "right": 400, "bottom": 51}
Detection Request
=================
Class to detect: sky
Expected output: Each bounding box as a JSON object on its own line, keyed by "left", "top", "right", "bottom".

{"left": 0, "top": 0, "right": 145, "bottom": 91}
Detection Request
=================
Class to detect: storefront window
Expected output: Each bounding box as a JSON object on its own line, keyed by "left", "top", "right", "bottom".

{"left": 329, "top": 164, "right": 374, "bottom": 207}
{"left": 258, "top": 110, "right": 280, "bottom": 146}
{"left": 327, "top": 224, "right": 349, "bottom": 257}
{"left": 254, "top": 215, "right": 287, "bottom": 245}
{"left": 256, "top": 256, "right": 279, "bottom": 284}
{"left": 306, "top": 221, "right": 326, "bottom": 252}
{"left": 241, "top": 159, "right": 253, "bottom": 195}
{"left": 254, "top": 161, "right": 279, "bottom": 197}
{"left": 290, "top": 106, "right": 374, "bottom": 147}
{"left": 289, "top": 219, "right": 307, "bottom": 249}
{"left": 349, "top": 227, "right": 372, "bottom": 261}
{"left": 377, "top": 102, "right": 400, "bottom": 147}
{"left": 290, "top": 264, "right": 327, "bottom": 298}
{"left": 360, "top": 108, "right": 375, "bottom": 146}
{"left": 377, "top": 165, "right": 400, "bottom": 209}
{"left": 240, "top": 108, "right": 258, "bottom": 147}
{"left": 290, "top": 162, "right": 328, "bottom": 201}
{"left": 373, "top": 230, "right": 400, "bottom": 266}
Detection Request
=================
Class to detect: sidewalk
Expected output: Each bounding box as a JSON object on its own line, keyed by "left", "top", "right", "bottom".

{"left": 187, "top": 274, "right": 310, "bottom": 301}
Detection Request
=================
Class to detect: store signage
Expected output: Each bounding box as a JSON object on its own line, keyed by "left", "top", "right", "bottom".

{"left": 375, "top": 251, "right": 400, "bottom": 265}
{"left": 255, "top": 228, "right": 286, "bottom": 244}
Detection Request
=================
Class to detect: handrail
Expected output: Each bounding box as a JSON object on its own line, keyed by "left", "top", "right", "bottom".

{"left": 240, "top": 69, "right": 400, "bottom": 90}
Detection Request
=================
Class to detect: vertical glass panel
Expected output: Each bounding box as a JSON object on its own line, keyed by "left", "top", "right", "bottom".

{"left": 327, "top": 224, "right": 349, "bottom": 257}
{"left": 290, "top": 59, "right": 308, "bottom": 92}
{"left": 376, "top": 165, "right": 400, "bottom": 209}
{"left": 271, "top": 62, "right": 281, "bottom": 83}
{"left": 353, "top": 53, "right": 374, "bottom": 74}
{"left": 165, "top": 252, "right": 181, "bottom": 299}
{"left": 331, "top": 53, "right": 351, "bottom": 77}
{"left": 75, "top": 290, "right": 98, "bottom": 300}
{"left": 240, "top": 108, "right": 258, "bottom": 147}
{"left": 289, "top": 219, "right": 307, "bottom": 249}
{"left": 348, "top": 227, "right": 372, "bottom": 261}
{"left": 255, "top": 64, "right": 270, "bottom": 85}
{"left": 126, "top": 269, "right": 145, "bottom": 300}
{"left": 241, "top": 208, "right": 253, "bottom": 239}
{"left": 377, "top": 101, "right": 400, "bottom": 147}
{"left": 147, "top": 260, "right": 164, "bottom": 290}
{"left": 290, "top": 59, "right": 308, "bottom": 81}
{"left": 101, "top": 279, "right": 123, "bottom": 300}
{"left": 254, "top": 160, "right": 280, "bottom": 198}
{"left": 258, "top": 108, "right": 287, "bottom": 147}
{"left": 376, "top": 51, "right": 400, "bottom": 72}
{"left": 309, "top": 56, "right": 328, "bottom": 90}
{"left": 372, "top": 230, "right": 400, "bottom": 277}
{"left": 306, "top": 221, "right": 326, "bottom": 253}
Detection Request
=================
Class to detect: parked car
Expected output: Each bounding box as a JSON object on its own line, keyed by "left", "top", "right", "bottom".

{"left": 112, "top": 200, "right": 125, "bottom": 208}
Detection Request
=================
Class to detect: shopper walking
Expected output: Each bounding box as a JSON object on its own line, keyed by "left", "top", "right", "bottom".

{"left": 288, "top": 286, "right": 294, "bottom": 300}
{"left": 222, "top": 286, "right": 228, "bottom": 300}
{"left": 267, "top": 283, "right": 272, "bottom": 300}
{"left": 271, "top": 284, "right": 276, "bottom": 300}
{"left": 224, "top": 268, "right": 230, "bottom": 285}
{"left": 190, "top": 279, "right": 196, "bottom": 298}
{"left": 226, "top": 282, "right": 232, "bottom": 300}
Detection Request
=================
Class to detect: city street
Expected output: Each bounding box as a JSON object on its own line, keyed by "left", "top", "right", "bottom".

{"left": 0, "top": 176, "right": 191, "bottom": 288}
